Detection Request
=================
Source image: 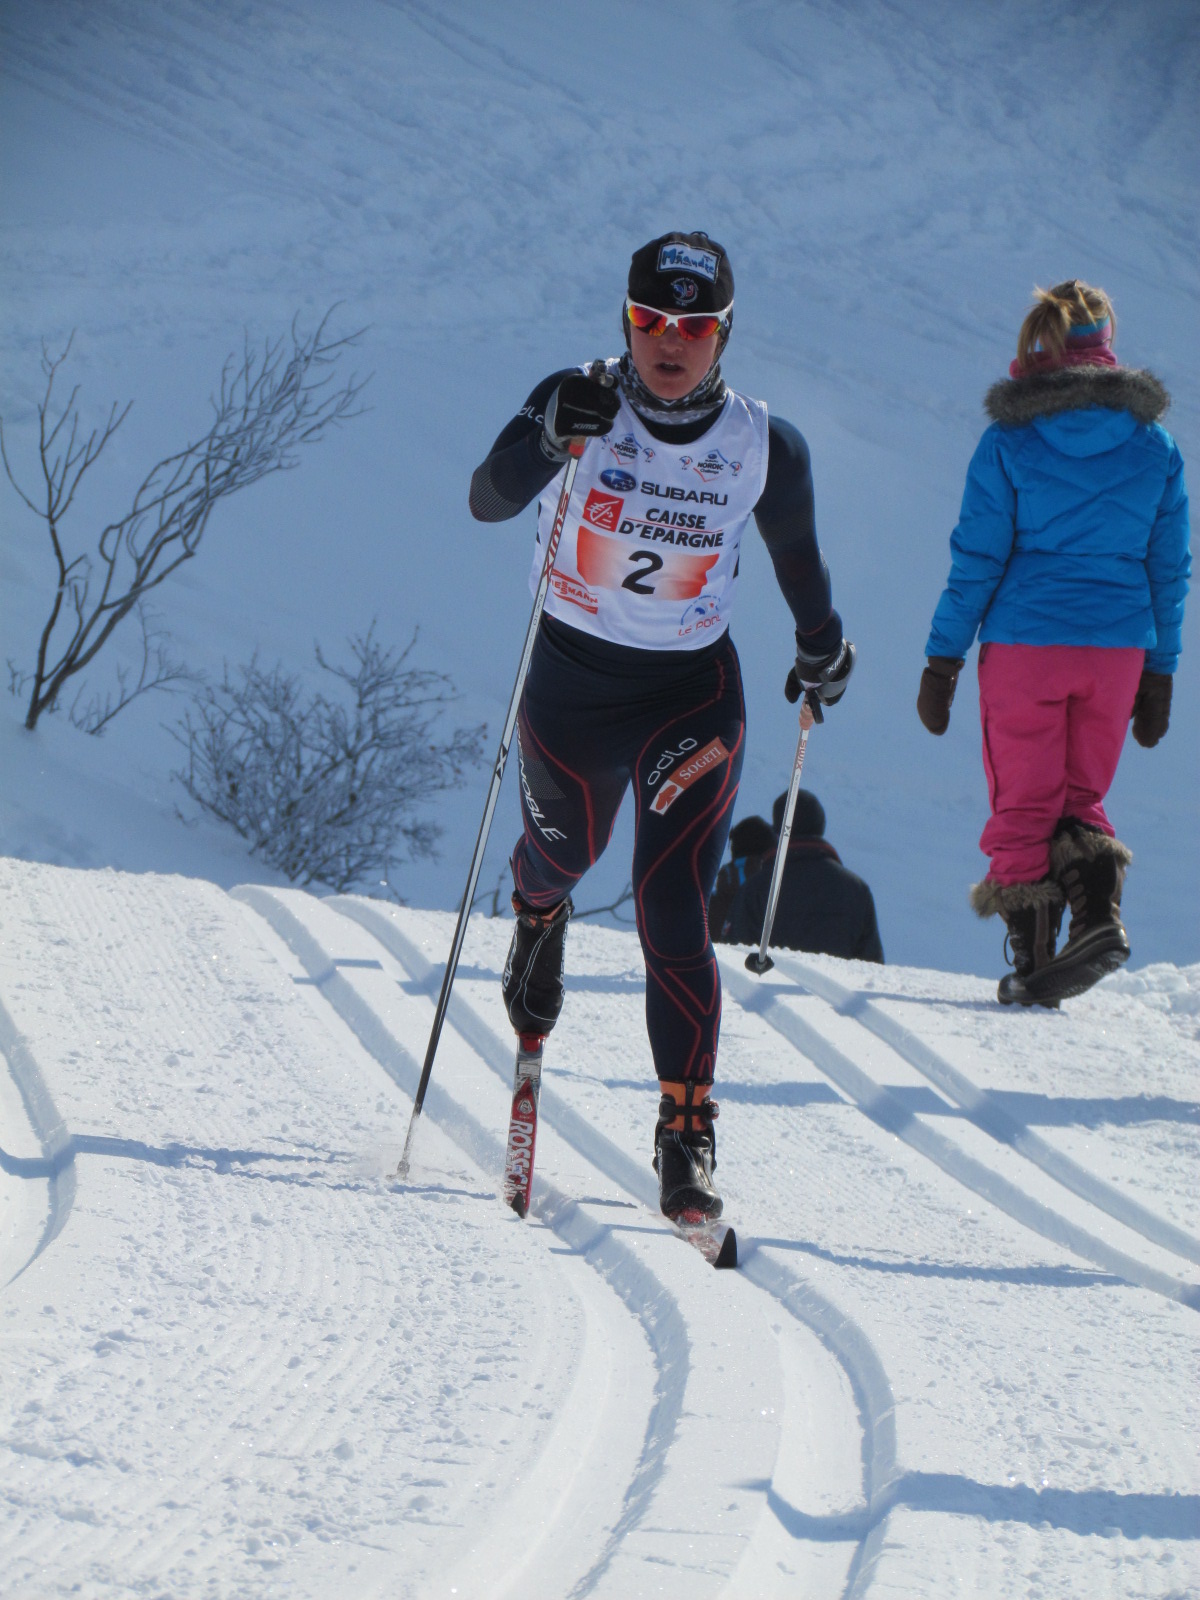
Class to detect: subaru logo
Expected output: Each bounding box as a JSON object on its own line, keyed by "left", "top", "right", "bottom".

{"left": 600, "top": 469, "right": 637, "bottom": 492}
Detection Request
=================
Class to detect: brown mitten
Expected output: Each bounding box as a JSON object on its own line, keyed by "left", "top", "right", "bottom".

{"left": 917, "top": 657, "right": 965, "bottom": 735}
{"left": 1130, "top": 669, "right": 1172, "bottom": 748}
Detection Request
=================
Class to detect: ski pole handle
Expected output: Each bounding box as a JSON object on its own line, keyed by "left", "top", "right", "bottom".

{"left": 745, "top": 696, "right": 816, "bottom": 976}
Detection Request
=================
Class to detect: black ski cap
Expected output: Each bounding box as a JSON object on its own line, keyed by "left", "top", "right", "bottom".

{"left": 773, "top": 790, "right": 826, "bottom": 839}
{"left": 627, "top": 231, "right": 734, "bottom": 314}
{"left": 728, "top": 815, "right": 775, "bottom": 860}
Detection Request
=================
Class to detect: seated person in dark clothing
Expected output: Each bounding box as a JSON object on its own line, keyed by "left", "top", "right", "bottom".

{"left": 707, "top": 814, "right": 776, "bottom": 939}
{"left": 722, "top": 790, "right": 884, "bottom": 962}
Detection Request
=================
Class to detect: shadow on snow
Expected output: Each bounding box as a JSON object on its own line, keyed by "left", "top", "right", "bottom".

{"left": 752, "top": 1473, "right": 1200, "bottom": 1543}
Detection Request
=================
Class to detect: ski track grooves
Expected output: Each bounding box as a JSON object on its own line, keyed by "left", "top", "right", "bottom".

{"left": 323, "top": 892, "right": 902, "bottom": 1600}
{"left": 777, "top": 954, "right": 1200, "bottom": 1269}
{"left": 0, "top": 996, "right": 76, "bottom": 1283}
{"left": 720, "top": 960, "right": 1200, "bottom": 1314}
{"left": 234, "top": 885, "right": 726, "bottom": 1598}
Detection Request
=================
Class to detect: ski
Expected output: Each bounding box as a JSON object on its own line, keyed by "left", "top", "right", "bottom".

{"left": 672, "top": 1214, "right": 738, "bottom": 1269}
{"left": 501, "top": 1032, "right": 736, "bottom": 1267}
{"left": 501, "top": 1032, "right": 545, "bottom": 1217}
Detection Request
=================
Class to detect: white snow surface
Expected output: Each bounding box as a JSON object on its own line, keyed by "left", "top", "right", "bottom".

{"left": 2, "top": 4, "right": 1200, "bottom": 1596}
{"left": 1, "top": 860, "right": 1198, "bottom": 1597}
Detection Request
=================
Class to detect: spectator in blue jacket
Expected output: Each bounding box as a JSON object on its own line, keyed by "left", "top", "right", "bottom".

{"left": 918, "top": 279, "right": 1190, "bottom": 1008}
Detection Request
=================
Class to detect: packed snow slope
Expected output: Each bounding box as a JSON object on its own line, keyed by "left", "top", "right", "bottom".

{"left": 1, "top": 0, "right": 1197, "bottom": 974}
{"left": 1, "top": 857, "right": 1199, "bottom": 1598}
{"left": 1, "top": 14, "right": 1198, "bottom": 1591}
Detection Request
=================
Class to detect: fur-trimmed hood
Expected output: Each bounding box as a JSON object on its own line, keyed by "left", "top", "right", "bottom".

{"left": 985, "top": 365, "right": 1170, "bottom": 428}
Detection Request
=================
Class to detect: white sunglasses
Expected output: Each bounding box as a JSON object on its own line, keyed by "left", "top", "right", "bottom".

{"left": 624, "top": 297, "right": 733, "bottom": 340}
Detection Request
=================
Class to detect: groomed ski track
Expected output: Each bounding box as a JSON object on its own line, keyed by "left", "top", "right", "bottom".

{"left": 245, "top": 886, "right": 1200, "bottom": 1595}
{"left": 237, "top": 885, "right": 879, "bottom": 1600}
{"left": 719, "top": 959, "right": 1200, "bottom": 1311}
{"left": 768, "top": 956, "right": 1200, "bottom": 1269}
{"left": 2, "top": 865, "right": 1197, "bottom": 1597}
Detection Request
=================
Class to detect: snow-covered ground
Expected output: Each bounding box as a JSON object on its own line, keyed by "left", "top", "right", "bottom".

{"left": 2, "top": 860, "right": 1198, "bottom": 1597}
{"left": 2, "top": 4, "right": 1199, "bottom": 1595}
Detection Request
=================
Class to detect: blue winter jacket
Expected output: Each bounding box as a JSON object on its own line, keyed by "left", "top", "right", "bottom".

{"left": 926, "top": 366, "right": 1191, "bottom": 673}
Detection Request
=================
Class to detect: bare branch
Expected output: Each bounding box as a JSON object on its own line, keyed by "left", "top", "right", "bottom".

{"left": 68, "top": 602, "right": 199, "bottom": 735}
{"left": 2, "top": 312, "right": 371, "bottom": 729}
{"left": 172, "top": 627, "right": 484, "bottom": 894}
{"left": 0, "top": 421, "right": 44, "bottom": 517}
{"left": 472, "top": 863, "right": 515, "bottom": 918}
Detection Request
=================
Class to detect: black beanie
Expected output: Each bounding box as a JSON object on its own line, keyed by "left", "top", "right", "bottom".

{"left": 728, "top": 815, "right": 775, "bottom": 860}
{"left": 627, "top": 231, "right": 734, "bottom": 315}
{"left": 773, "top": 790, "right": 826, "bottom": 839}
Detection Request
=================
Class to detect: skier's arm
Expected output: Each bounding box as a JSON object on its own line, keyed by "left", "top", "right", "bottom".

{"left": 468, "top": 371, "right": 576, "bottom": 522}
{"left": 1143, "top": 440, "right": 1191, "bottom": 675}
{"left": 925, "top": 426, "right": 1017, "bottom": 660}
{"left": 752, "top": 417, "right": 843, "bottom": 657}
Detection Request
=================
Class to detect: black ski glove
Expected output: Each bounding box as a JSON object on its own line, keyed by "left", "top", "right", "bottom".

{"left": 917, "top": 656, "right": 965, "bottom": 735}
{"left": 1130, "top": 668, "right": 1172, "bottom": 748}
{"left": 542, "top": 372, "right": 621, "bottom": 458}
{"left": 785, "top": 637, "right": 855, "bottom": 714}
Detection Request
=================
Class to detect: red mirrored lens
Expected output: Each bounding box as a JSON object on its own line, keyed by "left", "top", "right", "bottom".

{"left": 625, "top": 301, "right": 726, "bottom": 341}
{"left": 626, "top": 303, "right": 669, "bottom": 334}
{"left": 677, "top": 315, "right": 722, "bottom": 341}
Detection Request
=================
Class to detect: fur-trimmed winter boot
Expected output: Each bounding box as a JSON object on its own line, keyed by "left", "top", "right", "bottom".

{"left": 502, "top": 893, "right": 572, "bottom": 1035}
{"left": 653, "top": 1081, "right": 722, "bottom": 1221}
{"left": 1023, "top": 819, "right": 1131, "bottom": 1005}
{"left": 969, "top": 876, "right": 1064, "bottom": 1008}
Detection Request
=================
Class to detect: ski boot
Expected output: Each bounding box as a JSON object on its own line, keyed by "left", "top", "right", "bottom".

{"left": 971, "top": 876, "right": 1064, "bottom": 1008}
{"left": 653, "top": 1081, "right": 722, "bottom": 1221}
{"left": 1024, "top": 820, "right": 1131, "bottom": 1005}
{"left": 502, "top": 893, "right": 572, "bottom": 1035}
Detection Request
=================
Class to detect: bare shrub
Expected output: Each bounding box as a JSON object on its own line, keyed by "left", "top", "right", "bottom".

{"left": 173, "top": 627, "right": 485, "bottom": 894}
{"left": 65, "top": 601, "right": 198, "bottom": 735}
{"left": 1, "top": 313, "right": 368, "bottom": 731}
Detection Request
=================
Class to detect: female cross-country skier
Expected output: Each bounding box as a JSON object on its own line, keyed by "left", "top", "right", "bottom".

{"left": 918, "top": 279, "right": 1190, "bottom": 1008}
{"left": 469, "top": 231, "right": 854, "bottom": 1221}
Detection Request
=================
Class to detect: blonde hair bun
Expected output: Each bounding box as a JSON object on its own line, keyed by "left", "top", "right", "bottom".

{"left": 1016, "top": 279, "right": 1116, "bottom": 372}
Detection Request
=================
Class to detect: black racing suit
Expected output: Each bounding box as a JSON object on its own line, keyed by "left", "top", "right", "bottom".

{"left": 470, "top": 369, "right": 843, "bottom": 1087}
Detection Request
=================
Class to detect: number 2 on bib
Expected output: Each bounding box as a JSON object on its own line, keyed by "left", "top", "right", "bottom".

{"left": 577, "top": 525, "right": 719, "bottom": 600}
{"left": 622, "top": 551, "right": 664, "bottom": 593}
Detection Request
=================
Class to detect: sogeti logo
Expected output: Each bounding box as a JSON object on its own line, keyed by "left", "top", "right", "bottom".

{"left": 600, "top": 469, "right": 637, "bottom": 492}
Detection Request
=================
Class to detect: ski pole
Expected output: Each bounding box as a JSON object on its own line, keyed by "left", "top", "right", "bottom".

{"left": 394, "top": 422, "right": 595, "bottom": 1179}
{"left": 745, "top": 694, "right": 817, "bottom": 976}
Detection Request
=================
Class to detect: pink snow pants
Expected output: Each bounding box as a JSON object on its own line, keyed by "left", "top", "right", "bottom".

{"left": 977, "top": 642, "right": 1144, "bottom": 884}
